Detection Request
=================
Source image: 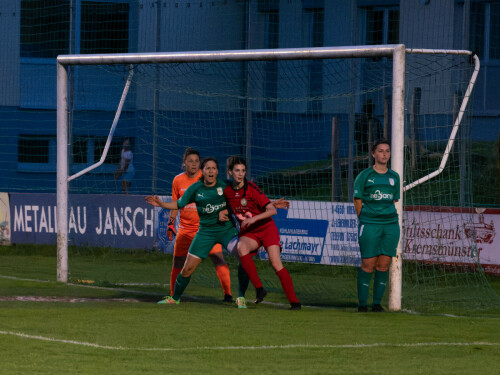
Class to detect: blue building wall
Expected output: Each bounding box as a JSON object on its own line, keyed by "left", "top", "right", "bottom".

{"left": 0, "top": 0, "right": 498, "bottom": 199}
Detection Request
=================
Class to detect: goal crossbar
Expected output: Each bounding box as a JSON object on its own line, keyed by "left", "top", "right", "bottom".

{"left": 57, "top": 45, "right": 398, "bottom": 66}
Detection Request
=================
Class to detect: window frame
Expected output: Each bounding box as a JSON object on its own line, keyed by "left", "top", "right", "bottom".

{"left": 360, "top": 5, "right": 400, "bottom": 46}
{"left": 303, "top": 6, "right": 325, "bottom": 113}
{"left": 20, "top": 0, "right": 134, "bottom": 64}
{"left": 17, "top": 135, "right": 57, "bottom": 173}
{"left": 470, "top": 2, "right": 500, "bottom": 65}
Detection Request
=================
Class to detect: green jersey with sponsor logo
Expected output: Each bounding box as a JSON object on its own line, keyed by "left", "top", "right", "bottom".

{"left": 353, "top": 167, "right": 400, "bottom": 224}
{"left": 177, "top": 178, "right": 233, "bottom": 233}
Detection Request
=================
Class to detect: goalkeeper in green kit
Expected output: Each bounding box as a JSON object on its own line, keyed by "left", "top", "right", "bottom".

{"left": 353, "top": 139, "right": 400, "bottom": 312}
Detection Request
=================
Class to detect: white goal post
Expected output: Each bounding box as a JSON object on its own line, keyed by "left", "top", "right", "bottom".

{"left": 56, "top": 45, "right": 478, "bottom": 311}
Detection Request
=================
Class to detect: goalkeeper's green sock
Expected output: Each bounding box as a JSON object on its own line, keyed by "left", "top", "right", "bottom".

{"left": 172, "top": 273, "right": 191, "bottom": 301}
{"left": 373, "top": 270, "right": 389, "bottom": 305}
{"left": 357, "top": 268, "right": 373, "bottom": 307}
{"left": 237, "top": 263, "right": 250, "bottom": 298}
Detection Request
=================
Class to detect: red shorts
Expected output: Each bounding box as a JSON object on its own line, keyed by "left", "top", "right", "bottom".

{"left": 174, "top": 228, "right": 222, "bottom": 258}
{"left": 240, "top": 220, "right": 280, "bottom": 248}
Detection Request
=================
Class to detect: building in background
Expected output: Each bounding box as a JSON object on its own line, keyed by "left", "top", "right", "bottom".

{"left": 0, "top": 0, "right": 498, "bottom": 207}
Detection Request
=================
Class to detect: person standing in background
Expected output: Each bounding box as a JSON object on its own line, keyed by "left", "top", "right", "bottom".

{"left": 115, "top": 138, "right": 135, "bottom": 194}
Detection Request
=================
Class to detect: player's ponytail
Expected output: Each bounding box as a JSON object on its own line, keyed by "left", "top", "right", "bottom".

{"left": 226, "top": 155, "right": 246, "bottom": 173}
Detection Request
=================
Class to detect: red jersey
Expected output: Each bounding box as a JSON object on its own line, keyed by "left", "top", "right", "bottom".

{"left": 224, "top": 180, "right": 272, "bottom": 232}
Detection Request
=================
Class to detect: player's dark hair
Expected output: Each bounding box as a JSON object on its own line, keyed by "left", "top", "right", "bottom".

{"left": 226, "top": 155, "right": 246, "bottom": 172}
{"left": 200, "top": 157, "right": 218, "bottom": 182}
{"left": 182, "top": 147, "right": 200, "bottom": 170}
{"left": 371, "top": 139, "right": 391, "bottom": 153}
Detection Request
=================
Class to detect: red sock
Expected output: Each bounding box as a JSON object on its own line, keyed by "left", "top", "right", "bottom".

{"left": 277, "top": 268, "right": 299, "bottom": 304}
{"left": 170, "top": 267, "right": 182, "bottom": 296}
{"left": 240, "top": 254, "right": 262, "bottom": 289}
{"left": 215, "top": 265, "right": 232, "bottom": 296}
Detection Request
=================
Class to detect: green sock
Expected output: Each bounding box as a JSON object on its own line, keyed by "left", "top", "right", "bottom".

{"left": 237, "top": 263, "right": 250, "bottom": 298}
{"left": 172, "top": 274, "right": 191, "bottom": 301}
{"left": 373, "top": 270, "right": 389, "bottom": 305}
{"left": 357, "top": 268, "right": 373, "bottom": 306}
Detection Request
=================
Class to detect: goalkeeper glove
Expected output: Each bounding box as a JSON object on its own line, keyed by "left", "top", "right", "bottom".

{"left": 167, "top": 218, "right": 176, "bottom": 241}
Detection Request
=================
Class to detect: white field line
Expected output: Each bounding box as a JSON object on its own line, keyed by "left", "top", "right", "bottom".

{"left": 1, "top": 274, "right": 497, "bottom": 317}
{"left": 0, "top": 274, "right": 291, "bottom": 307}
{"left": 0, "top": 274, "right": 165, "bottom": 296}
{"left": 0, "top": 330, "right": 499, "bottom": 352}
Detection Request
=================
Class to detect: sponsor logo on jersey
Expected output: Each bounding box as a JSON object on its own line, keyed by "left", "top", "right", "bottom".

{"left": 197, "top": 193, "right": 204, "bottom": 198}
{"left": 201, "top": 202, "right": 226, "bottom": 214}
{"left": 368, "top": 179, "right": 375, "bottom": 184}
{"left": 370, "top": 190, "right": 394, "bottom": 200}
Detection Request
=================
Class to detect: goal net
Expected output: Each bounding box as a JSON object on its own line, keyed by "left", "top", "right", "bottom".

{"left": 57, "top": 46, "right": 500, "bottom": 314}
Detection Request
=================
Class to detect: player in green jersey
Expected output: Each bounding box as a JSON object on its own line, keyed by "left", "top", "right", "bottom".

{"left": 146, "top": 157, "right": 239, "bottom": 304}
{"left": 353, "top": 139, "right": 401, "bottom": 312}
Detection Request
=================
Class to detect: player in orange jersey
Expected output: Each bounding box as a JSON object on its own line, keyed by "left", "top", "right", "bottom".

{"left": 166, "top": 148, "right": 233, "bottom": 302}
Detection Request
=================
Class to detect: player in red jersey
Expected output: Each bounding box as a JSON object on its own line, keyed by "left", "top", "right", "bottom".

{"left": 220, "top": 156, "right": 301, "bottom": 310}
{"left": 167, "top": 148, "right": 233, "bottom": 302}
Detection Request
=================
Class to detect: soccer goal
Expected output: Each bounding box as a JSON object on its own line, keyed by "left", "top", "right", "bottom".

{"left": 56, "top": 45, "right": 498, "bottom": 314}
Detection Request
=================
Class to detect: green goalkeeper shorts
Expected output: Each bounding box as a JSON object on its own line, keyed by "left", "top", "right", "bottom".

{"left": 358, "top": 222, "right": 400, "bottom": 258}
{"left": 188, "top": 226, "right": 238, "bottom": 259}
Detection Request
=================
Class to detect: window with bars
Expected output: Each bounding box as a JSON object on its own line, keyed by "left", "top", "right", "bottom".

{"left": 470, "top": 2, "right": 500, "bottom": 61}
{"left": 263, "top": 10, "right": 279, "bottom": 112}
{"left": 18, "top": 135, "right": 52, "bottom": 164}
{"left": 303, "top": 7, "right": 324, "bottom": 113}
{"left": 363, "top": 6, "right": 399, "bottom": 45}
{"left": 20, "top": 0, "right": 70, "bottom": 58}
{"left": 72, "top": 136, "right": 130, "bottom": 165}
{"left": 20, "top": 0, "right": 131, "bottom": 58}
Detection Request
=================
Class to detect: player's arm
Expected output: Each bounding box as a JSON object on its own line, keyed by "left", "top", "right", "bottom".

{"left": 219, "top": 209, "right": 230, "bottom": 222}
{"left": 271, "top": 198, "right": 290, "bottom": 209}
{"left": 353, "top": 198, "right": 363, "bottom": 217}
{"left": 353, "top": 171, "right": 366, "bottom": 218}
{"left": 166, "top": 180, "right": 182, "bottom": 240}
{"left": 145, "top": 195, "right": 179, "bottom": 210}
{"left": 241, "top": 202, "right": 277, "bottom": 229}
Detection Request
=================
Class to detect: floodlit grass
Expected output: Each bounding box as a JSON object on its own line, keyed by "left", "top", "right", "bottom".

{"left": 1, "top": 244, "right": 500, "bottom": 374}
{"left": 1, "top": 277, "right": 500, "bottom": 374}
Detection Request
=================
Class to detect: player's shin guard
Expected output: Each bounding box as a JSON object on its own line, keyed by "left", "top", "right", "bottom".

{"left": 237, "top": 263, "right": 250, "bottom": 298}
{"left": 276, "top": 268, "right": 299, "bottom": 304}
{"left": 373, "top": 270, "right": 389, "bottom": 305}
{"left": 357, "top": 268, "right": 373, "bottom": 307}
{"left": 215, "top": 265, "right": 232, "bottom": 296}
{"left": 240, "top": 253, "right": 262, "bottom": 289}
{"left": 170, "top": 267, "right": 182, "bottom": 296}
{"left": 172, "top": 274, "right": 191, "bottom": 301}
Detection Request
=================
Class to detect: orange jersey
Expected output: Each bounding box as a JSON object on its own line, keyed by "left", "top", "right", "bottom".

{"left": 172, "top": 170, "right": 202, "bottom": 231}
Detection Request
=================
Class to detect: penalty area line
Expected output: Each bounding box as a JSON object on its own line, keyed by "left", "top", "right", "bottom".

{"left": 0, "top": 330, "right": 499, "bottom": 352}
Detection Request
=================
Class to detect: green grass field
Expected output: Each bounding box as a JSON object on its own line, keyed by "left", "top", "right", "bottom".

{"left": 1, "top": 245, "right": 500, "bottom": 374}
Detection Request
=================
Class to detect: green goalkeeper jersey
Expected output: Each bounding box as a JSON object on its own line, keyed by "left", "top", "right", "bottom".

{"left": 353, "top": 167, "right": 400, "bottom": 225}
{"left": 176, "top": 177, "right": 233, "bottom": 233}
